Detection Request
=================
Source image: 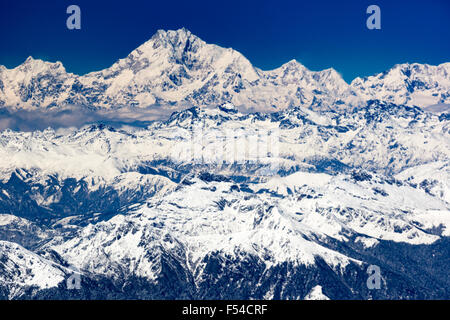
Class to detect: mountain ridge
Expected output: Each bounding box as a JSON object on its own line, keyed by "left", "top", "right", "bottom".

{"left": 1, "top": 28, "right": 449, "bottom": 113}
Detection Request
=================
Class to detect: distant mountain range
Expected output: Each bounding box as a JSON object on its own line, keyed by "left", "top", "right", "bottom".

{"left": 0, "top": 28, "right": 449, "bottom": 114}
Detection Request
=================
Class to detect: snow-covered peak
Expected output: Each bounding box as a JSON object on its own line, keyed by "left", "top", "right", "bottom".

{"left": 77, "top": 28, "right": 264, "bottom": 109}
{"left": 0, "top": 28, "right": 354, "bottom": 112}
{"left": 0, "top": 56, "right": 73, "bottom": 109}
{"left": 316, "top": 67, "right": 345, "bottom": 83}
{"left": 14, "top": 56, "right": 67, "bottom": 75}
{"left": 351, "top": 62, "right": 450, "bottom": 108}
{"left": 149, "top": 27, "right": 204, "bottom": 51}
{"left": 111, "top": 28, "right": 208, "bottom": 71}
{"left": 275, "top": 59, "right": 307, "bottom": 72}
{"left": 304, "top": 285, "right": 330, "bottom": 300}
{"left": 101, "top": 27, "right": 255, "bottom": 78}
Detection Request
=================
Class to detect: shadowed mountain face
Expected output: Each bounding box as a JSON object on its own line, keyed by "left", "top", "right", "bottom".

{"left": 0, "top": 28, "right": 449, "bottom": 117}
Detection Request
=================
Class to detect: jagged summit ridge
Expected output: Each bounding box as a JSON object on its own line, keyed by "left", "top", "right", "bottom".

{"left": 0, "top": 28, "right": 448, "bottom": 114}
{"left": 351, "top": 62, "right": 450, "bottom": 108}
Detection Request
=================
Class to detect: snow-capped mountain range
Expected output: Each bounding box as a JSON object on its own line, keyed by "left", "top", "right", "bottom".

{"left": 0, "top": 28, "right": 449, "bottom": 114}
{"left": 0, "top": 28, "right": 449, "bottom": 300}
{"left": 0, "top": 99, "right": 449, "bottom": 299}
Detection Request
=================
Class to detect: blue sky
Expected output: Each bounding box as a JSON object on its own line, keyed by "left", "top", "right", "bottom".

{"left": 0, "top": 0, "right": 449, "bottom": 82}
